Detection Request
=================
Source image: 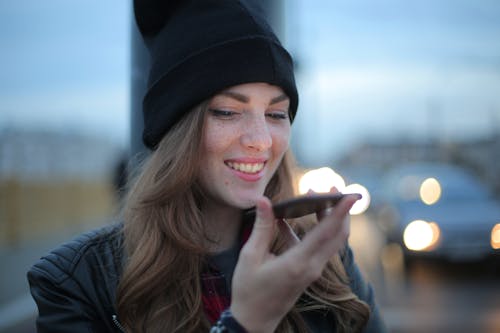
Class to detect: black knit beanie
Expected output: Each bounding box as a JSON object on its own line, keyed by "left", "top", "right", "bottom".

{"left": 134, "top": 0, "right": 299, "bottom": 149}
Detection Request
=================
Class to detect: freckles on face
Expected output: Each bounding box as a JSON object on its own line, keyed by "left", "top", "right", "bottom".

{"left": 197, "top": 82, "right": 291, "bottom": 208}
{"left": 202, "top": 120, "right": 239, "bottom": 173}
{"left": 198, "top": 119, "right": 236, "bottom": 195}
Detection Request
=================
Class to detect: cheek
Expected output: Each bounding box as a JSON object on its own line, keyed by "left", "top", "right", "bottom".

{"left": 203, "top": 122, "right": 238, "bottom": 154}
{"left": 272, "top": 127, "right": 291, "bottom": 154}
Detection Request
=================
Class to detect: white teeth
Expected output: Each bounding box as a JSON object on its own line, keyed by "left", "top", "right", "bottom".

{"left": 227, "top": 162, "right": 264, "bottom": 174}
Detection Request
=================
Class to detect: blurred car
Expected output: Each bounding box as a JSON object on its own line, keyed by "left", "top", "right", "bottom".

{"left": 373, "top": 162, "right": 500, "bottom": 262}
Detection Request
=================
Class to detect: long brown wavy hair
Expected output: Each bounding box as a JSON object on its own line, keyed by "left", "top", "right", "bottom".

{"left": 116, "top": 102, "right": 370, "bottom": 332}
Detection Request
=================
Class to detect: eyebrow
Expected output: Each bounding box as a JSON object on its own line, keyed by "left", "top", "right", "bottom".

{"left": 219, "top": 91, "right": 289, "bottom": 105}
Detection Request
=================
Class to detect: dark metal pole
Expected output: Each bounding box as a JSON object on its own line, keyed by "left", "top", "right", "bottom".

{"left": 130, "top": 14, "right": 150, "bottom": 169}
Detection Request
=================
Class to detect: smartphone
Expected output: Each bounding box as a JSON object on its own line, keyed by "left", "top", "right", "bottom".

{"left": 242, "top": 192, "right": 361, "bottom": 222}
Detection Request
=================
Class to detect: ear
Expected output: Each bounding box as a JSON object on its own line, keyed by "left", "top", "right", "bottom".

{"left": 133, "top": 0, "right": 183, "bottom": 36}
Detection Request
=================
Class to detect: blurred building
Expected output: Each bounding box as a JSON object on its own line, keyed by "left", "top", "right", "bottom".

{"left": 0, "top": 128, "right": 123, "bottom": 247}
{"left": 0, "top": 128, "right": 121, "bottom": 181}
{"left": 451, "top": 134, "right": 500, "bottom": 196}
{"left": 336, "top": 134, "right": 500, "bottom": 197}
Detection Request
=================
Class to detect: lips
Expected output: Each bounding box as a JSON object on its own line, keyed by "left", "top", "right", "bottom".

{"left": 225, "top": 161, "right": 265, "bottom": 174}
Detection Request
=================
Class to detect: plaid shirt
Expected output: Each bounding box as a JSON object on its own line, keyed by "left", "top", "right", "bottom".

{"left": 201, "top": 222, "right": 253, "bottom": 323}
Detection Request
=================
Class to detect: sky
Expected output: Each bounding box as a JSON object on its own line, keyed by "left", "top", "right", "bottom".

{"left": 0, "top": 0, "right": 130, "bottom": 144}
{"left": 1, "top": 0, "right": 499, "bottom": 166}
{"left": 285, "top": 0, "right": 500, "bottom": 165}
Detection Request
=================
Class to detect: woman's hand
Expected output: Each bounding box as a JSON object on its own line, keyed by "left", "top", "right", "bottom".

{"left": 230, "top": 192, "right": 358, "bottom": 333}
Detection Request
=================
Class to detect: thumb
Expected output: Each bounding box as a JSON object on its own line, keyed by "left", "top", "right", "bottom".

{"left": 245, "top": 197, "right": 276, "bottom": 258}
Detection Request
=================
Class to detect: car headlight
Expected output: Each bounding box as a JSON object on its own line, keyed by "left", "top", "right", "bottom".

{"left": 403, "top": 220, "right": 440, "bottom": 251}
{"left": 491, "top": 224, "right": 500, "bottom": 250}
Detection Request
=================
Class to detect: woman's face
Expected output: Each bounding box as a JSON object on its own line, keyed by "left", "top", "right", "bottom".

{"left": 198, "top": 82, "right": 291, "bottom": 209}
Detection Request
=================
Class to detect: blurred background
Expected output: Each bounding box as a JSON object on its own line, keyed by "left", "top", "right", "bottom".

{"left": 1, "top": 0, "right": 499, "bottom": 332}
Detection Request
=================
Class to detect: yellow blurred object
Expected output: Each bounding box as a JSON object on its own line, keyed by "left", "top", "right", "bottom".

{"left": 380, "top": 242, "right": 404, "bottom": 271}
{"left": 298, "top": 167, "right": 345, "bottom": 194}
{"left": 403, "top": 220, "right": 441, "bottom": 251}
{"left": 0, "top": 179, "right": 116, "bottom": 246}
{"left": 419, "top": 177, "right": 441, "bottom": 205}
{"left": 491, "top": 224, "right": 500, "bottom": 249}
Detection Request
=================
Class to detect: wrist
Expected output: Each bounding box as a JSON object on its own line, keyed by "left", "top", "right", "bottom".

{"left": 229, "top": 305, "right": 275, "bottom": 333}
{"left": 210, "top": 309, "right": 248, "bottom": 333}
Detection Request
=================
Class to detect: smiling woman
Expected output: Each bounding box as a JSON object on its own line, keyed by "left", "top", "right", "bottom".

{"left": 26, "top": 1, "right": 387, "bottom": 332}
{"left": 199, "top": 83, "right": 291, "bottom": 211}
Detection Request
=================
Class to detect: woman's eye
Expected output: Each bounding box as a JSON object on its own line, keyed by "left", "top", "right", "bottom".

{"left": 266, "top": 111, "right": 288, "bottom": 120}
{"left": 209, "top": 109, "right": 238, "bottom": 118}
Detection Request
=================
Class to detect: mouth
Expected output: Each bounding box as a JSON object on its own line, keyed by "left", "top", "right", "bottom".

{"left": 225, "top": 161, "right": 266, "bottom": 174}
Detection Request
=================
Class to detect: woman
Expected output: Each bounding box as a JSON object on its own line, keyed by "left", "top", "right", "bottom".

{"left": 28, "top": 1, "right": 387, "bottom": 332}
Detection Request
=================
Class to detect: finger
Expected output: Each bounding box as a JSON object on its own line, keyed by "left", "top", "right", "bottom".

{"left": 316, "top": 187, "right": 339, "bottom": 220}
{"left": 277, "top": 219, "right": 300, "bottom": 245}
{"left": 273, "top": 219, "right": 300, "bottom": 254}
{"left": 294, "top": 195, "right": 358, "bottom": 261}
{"left": 244, "top": 197, "right": 277, "bottom": 258}
{"left": 316, "top": 188, "right": 353, "bottom": 220}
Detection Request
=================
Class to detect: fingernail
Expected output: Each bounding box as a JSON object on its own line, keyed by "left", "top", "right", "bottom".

{"left": 352, "top": 193, "right": 362, "bottom": 200}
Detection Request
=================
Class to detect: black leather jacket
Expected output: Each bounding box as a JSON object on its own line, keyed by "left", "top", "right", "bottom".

{"left": 27, "top": 223, "right": 387, "bottom": 332}
{"left": 28, "top": 223, "right": 125, "bottom": 332}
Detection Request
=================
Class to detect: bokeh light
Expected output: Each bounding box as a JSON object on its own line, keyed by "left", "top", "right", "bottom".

{"left": 420, "top": 177, "right": 442, "bottom": 205}
{"left": 298, "top": 167, "right": 346, "bottom": 194}
{"left": 403, "top": 220, "right": 441, "bottom": 251}
{"left": 491, "top": 224, "right": 500, "bottom": 249}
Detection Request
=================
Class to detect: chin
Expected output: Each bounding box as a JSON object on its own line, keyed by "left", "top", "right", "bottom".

{"left": 230, "top": 192, "right": 263, "bottom": 209}
{"left": 217, "top": 183, "right": 269, "bottom": 209}
{"left": 232, "top": 198, "right": 258, "bottom": 209}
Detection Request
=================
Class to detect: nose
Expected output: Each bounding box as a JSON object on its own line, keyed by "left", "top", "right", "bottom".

{"left": 240, "top": 114, "right": 272, "bottom": 151}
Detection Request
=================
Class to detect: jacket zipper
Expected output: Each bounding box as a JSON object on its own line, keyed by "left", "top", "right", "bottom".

{"left": 112, "top": 314, "right": 126, "bottom": 332}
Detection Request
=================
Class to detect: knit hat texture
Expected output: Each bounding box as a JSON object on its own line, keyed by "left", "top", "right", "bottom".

{"left": 134, "top": 0, "right": 298, "bottom": 149}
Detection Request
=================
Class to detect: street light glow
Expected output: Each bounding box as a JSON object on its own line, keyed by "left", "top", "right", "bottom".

{"left": 491, "top": 224, "right": 500, "bottom": 249}
{"left": 298, "top": 167, "right": 346, "bottom": 194}
{"left": 403, "top": 220, "right": 441, "bottom": 251}
{"left": 420, "top": 177, "right": 442, "bottom": 205}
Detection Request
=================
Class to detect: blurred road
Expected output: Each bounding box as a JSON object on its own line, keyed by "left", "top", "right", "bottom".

{"left": 350, "top": 214, "right": 500, "bottom": 333}
{"left": 1, "top": 215, "right": 499, "bottom": 333}
{"left": 383, "top": 259, "right": 500, "bottom": 333}
{"left": 0, "top": 227, "right": 95, "bottom": 333}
